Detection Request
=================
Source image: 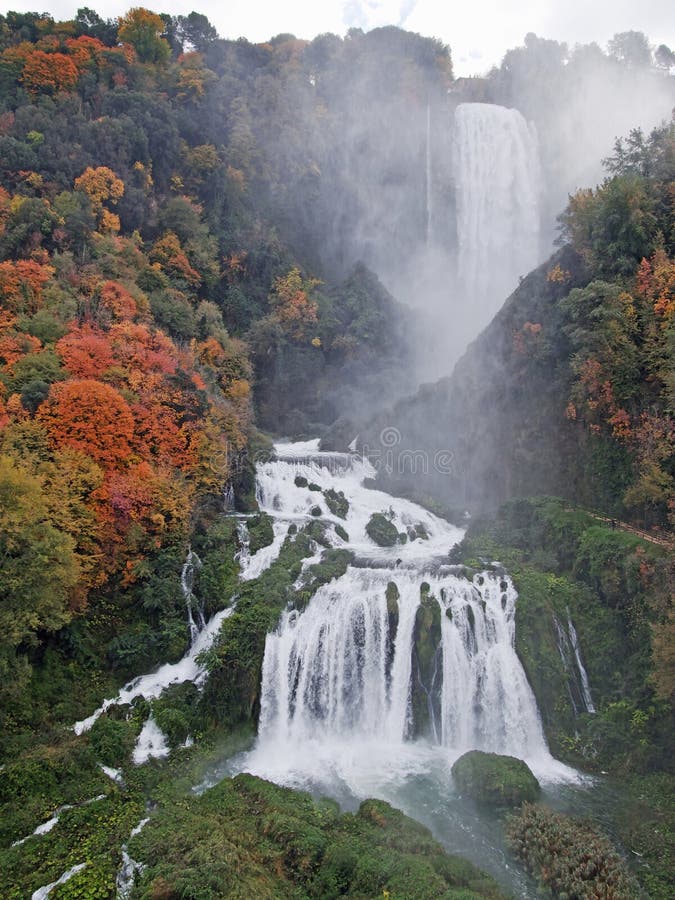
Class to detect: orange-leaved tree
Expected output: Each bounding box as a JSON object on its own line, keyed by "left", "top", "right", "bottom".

{"left": 74, "top": 166, "right": 125, "bottom": 234}
{"left": 56, "top": 324, "right": 115, "bottom": 378}
{"left": 0, "top": 260, "right": 54, "bottom": 314}
{"left": 37, "top": 379, "right": 136, "bottom": 468}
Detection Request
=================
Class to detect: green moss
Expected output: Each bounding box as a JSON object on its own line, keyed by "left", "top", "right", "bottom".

{"left": 365, "top": 512, "right": 398, "bottom": 547}
{"left": 247, "top": 512, "right": 275, "bottom": 555}
{"left": 298, "top": 549, "right": 354, "bottom": 603}
{"left": 452, "top": 751, "right": 540, "bottom": 807}
{"left": 324, "top": 488, "right": 349, "bottom": 519}
{"left": 198, "top": 527, "right": 320, "bottom": 729}
{"left": 334, "top": 523, "right": 349, "bottom": 542}
{"left": 309, "top": 505, "right": 322, "bottom": 517}
{"left": 129, "top": 774, "right": 506, "bottom": 899}
{"left": 308, "top": 482, "right": 322, "bottom": 492}
{"left": 294, "top": 475, "right": 308, "bottom": 488}
{"left": 411, "top": 594, "right": 442, "bottom": 738}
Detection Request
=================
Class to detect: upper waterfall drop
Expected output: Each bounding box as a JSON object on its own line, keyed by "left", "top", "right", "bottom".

{"left": 453, "top": 102, "right": 541, "bottom": 322}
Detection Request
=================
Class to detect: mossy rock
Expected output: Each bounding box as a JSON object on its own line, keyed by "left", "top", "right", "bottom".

{"left": 324, "top": 488, "right": 349, "bottom": 519}
{"left": 299, "top": 549, "right": 354, "bottom": 601}
{"left": 248, "top": 512, "right": 274, "bottom": 554}
{"left": 309, "top": 505, "right": 322, "bottom": 517}
{"left": 451, "top": 751, "right": 540, "bottom": 807}
{"left": 308, "top": 482, "right": 322, "bottom": 492}
{"left": 366, "top": 513, "right": 398, "bottom": 547}
{"left": 334, "top": 523, "right": 349, "bottom": 542}
{"left": 411, "top": 593, "right": 443, "bottom": 738}
{"left": 294, "top": 475, "right": 308, "bottom": 488}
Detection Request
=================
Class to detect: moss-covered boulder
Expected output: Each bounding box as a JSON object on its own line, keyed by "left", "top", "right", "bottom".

{"left": 451, "top": 751, "right": 540, "bottom": 807}
{"left": 324, "top": 488, "right": 349, "bottom": 519}
{"left": 366, "top": 512, "right": 398, "bottom": 547}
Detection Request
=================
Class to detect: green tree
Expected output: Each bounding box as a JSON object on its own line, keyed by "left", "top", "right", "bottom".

{"left": 608, "top": 31, "right": 652, "bottom": 68}
{"left": 0, "top": 455, "right": 80, "bottom": 653}
{"left": 118, "top": 7, "right": 171, "bottom": 64}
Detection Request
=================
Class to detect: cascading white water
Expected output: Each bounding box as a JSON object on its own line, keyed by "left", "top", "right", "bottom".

{"left": 568, "top": 619, "right": 595, "bottom": 714}
{"left": 554, "top": 614, "right": 596, "bottom": 715}
{"left": 426, "top": 101, "right": 433, "bottom": 243}
{"left": 438, "top": 573, "right": 547, "bottom": 757}
{"left": 453, "top": 102, "right": 541, "bottom": 321}
{"left": 181, "top": 548, "right": 205, "bottom": 645}
{"left": 239, "top": 441, "right": 578, "bottom": 789}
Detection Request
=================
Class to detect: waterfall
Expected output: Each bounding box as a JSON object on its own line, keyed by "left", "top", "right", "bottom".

{"left": 426, "top": 101, "right": 433, "bottom": 243}
{"left": 238, "top": 441, "right": 578, "bottom": 787}
{"left": 554, "top": 614, "right": 596, "bottom": 715}
{"left": 260, "top": 567, "right": 547, "bottom": 760}
{"left": 181, "top": 548, "right": 205, "bottom": 645}
{"left": 223, "top": 483, "right": 235, "bottom": 511}
{"left": 116, "top": 818, "right": 149, "bottom": 899}
{"left": 568, "top": 619, "right": 595, "bottom": 714}
{"left": 453, "top": 102, "right": 541, "bottom": 320}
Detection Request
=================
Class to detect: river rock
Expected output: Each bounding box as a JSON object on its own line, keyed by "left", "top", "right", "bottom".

{"left": 451, "top": 750, "right": 540, "bottom": 806}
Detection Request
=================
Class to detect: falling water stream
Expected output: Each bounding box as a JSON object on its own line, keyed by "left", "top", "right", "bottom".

{"left": 453, "top": 103, "right": 541, "bottom": 323}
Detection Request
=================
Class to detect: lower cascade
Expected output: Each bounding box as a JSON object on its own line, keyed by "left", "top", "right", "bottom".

{"left": 260, "top": 569, "right": 547, "bottom": 760}
{"left": 238, "top": 441, "right": 578, "bottom": 788}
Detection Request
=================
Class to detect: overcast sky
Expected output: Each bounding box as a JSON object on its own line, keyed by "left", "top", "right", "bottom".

{"left": 2, "top": 0, "right": 674, "bottom": 76}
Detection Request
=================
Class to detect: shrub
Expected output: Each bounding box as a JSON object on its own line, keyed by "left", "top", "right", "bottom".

{"left": 506, "top": 803, "right": 639, "bottom": 898}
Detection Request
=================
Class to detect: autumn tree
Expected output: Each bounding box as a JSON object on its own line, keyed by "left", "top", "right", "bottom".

{"left": 118, "top": 8, "right": 170, "bottom": 64}
{"left": 37, "top": 378, "right": 136, "bottom": 468}
{"left": 74, "top": 166, "right": 124, "bottom": 234}
{"left": 151, "top": 231, "right": 201, "bottom": 290}
{"left": 20, "top": 49, "right": 79, "bottom": 94}
{"left": 269, "top": 267, "right": 320, "bottom": 340}
{"left": 0, "top": 259, "right": 54, "bottom": 314}
{"left": 56, "top": 324, "right": 114, "bottom": 377}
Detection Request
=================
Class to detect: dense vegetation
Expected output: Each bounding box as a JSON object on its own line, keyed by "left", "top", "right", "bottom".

{"left": 0, "top": 7, "right": 427, "bottom": 753}
{"left": 130, "top": 774, "right": 506, "bottom": 899}
{"left": 452, "top": 497, "right": 672, "bottom": 773}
